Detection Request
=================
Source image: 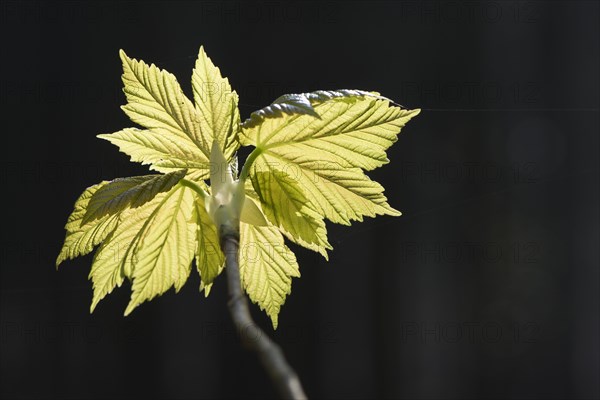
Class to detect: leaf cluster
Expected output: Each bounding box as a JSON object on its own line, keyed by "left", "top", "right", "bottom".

{"left": 57, "top": 46, "right": 419, "bottom": 328}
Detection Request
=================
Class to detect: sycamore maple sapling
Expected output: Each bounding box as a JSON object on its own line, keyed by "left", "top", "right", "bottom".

{"left": 57, "top": 46, "right": 419, "bottom": 399}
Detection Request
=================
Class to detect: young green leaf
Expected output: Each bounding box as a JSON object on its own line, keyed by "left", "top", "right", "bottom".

{"left": 56, "top": 182, "right": 119, "bottom": 267}
{"left": 102, "top": 49, "right": 240, "bottom": 179}
{"left": 239, "top": 221, "right": 300, "bottom": 329}
{"left": 125, "top": 185, "right": 197, "bottom": 315}
{"left": 82, "top": 169, "right": 187, "bottom": 224}
{"left": 240, "top": 91, "right": 420, "bottom": 226}
{"left": 98, "top": 128, "right": 209, "bottom": 174}
{"left": 89, "top": 192, "right": 169, "bottom": 312}
{"left": 192, "top": 46, "right": 241, "bottom": 160}
{"left": 258, "top": 153, "right": 400, "bottom": 225}
{"left": 119, "top": 50, "right": 209, "bottom": 154}
{"left": 194, "top": 196, "right": 225, "bottom": 296}
{"left": 241, "top": 91, "right": 419, "bottom": 170}
{"left": 250, "top": 167, "right": 331, "bottom": 259}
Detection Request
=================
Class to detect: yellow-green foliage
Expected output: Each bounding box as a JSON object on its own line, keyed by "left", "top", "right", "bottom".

{"left": 57, "top": 46, "right": 420, "bottom": 328}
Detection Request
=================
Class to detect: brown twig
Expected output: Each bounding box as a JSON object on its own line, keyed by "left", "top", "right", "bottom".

{"left": 221, "top": 234, "right": 308, "bottom": 400}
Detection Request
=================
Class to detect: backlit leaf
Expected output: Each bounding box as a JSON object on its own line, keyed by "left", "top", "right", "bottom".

{"left": 240, "top": 91, "right": 419, "bottom": 226}
{"left": 57, "top": 48, "right": 420, "bottom": 328}
{"left": 239, "top": 221, "right": 300, "bottom": 329}
{"left": 250, "top": 165, "right": 331, "bottom": 259}
{"left": 98, "top": 128, "right": 209, "bottom": 175}
{"left": 83, "top": 169, "right": 186, "bottom": 224}
{"left": 192, "top": 46, "right": 241, "bottom": 160}
{"left": 56, "top": 182, "right": 119, "bottom": 267}
{"left": 194, "top": 194, "right": 225, "bottom": 295}
{"left": 89, "top": 192, "right": 169, "bottom": 312}
{"left": 119, "top": 50, "right": 209, "bottom": 154}
{"left": 125, "top": 185, "right": 197, "bottom": 315}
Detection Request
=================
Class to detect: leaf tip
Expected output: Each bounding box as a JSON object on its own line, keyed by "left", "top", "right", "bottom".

{"left": 388, "top": 207, "right": 402, "bottom": 217}
{"left": 318, "top": 247, "right": 330, "bottom": 261}
{"left": 200, "top": 282, "right": 212, "bottom": 297}
{"left": 123, "top": 302, "right": 136, "bottom": 317}
{"left": 55, "top": 255, "right": 64, "bottom": 270}
{"left": 270, "top": 315, "right": 279, "bottom": 330}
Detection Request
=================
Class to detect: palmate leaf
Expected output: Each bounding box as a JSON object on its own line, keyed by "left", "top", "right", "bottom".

{"left": 119, "top": 50, "right": 208, "bottom": 154}
{"left": 88, "top": 184, "right": 200, "bottom": 314}
{"left": 99, "top": 50, "right": 240, "bottom": 178}
{"left": 241, "top": 91, "right": 420, "bottom": 229}
{"left": 86, "top": 182, "right": 217, "bottom": 314}
{"left": 84, "top": 47, "right": 244, "bottom": 314}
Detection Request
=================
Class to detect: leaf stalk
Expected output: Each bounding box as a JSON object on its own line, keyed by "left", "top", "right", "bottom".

{"left": 239, "top": 147, "right": 262, "bottom": 183}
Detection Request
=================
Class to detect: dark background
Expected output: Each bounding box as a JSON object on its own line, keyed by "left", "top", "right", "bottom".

{"left": 1, "top": 1, "right": 598, "bottom": 399}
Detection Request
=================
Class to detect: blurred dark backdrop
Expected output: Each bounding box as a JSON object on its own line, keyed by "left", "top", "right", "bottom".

{"left": 1, "top": 1, "right": 598, "bottom": 399}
